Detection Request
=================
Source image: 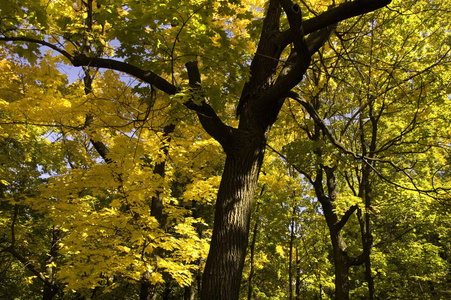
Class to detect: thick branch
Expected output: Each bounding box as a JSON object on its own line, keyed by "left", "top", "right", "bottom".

{"left": 305, "top": 0, "right": 391, "bottom": 34}
{"left": 349, "top": 244, "right": 371, "bottom": 266}
{"left": 305, "top": 23, "right": 337, "bottom": 54}
{"left": 0, "top": 36, "right": 178, "bottom": 95}
{"left": 91, "top": 140, "right": 111, "bottom": 163}
{"left": 279, "top": 0, "right": 392, "bottom": 47}
{"left": 184, "top": 61, "right": 237, "bottom": 152}
{"left": 236, "top": 0, "right": 283, "bottom": 116}
{"left": 258, "top": 3, "right": 337, "bottom": 117}
{"left": 279, "top": 0, "right": 306, "bottom": 54}
{"left": 336, "top": 204, "right": 359, "bottom": 231}
{"left": 72, "top": 55, "right": 178, "bottom": 95}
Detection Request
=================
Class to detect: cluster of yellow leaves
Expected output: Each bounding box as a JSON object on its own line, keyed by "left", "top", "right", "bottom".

{"left": 0, "top": 41, "right": 224, "bottom": 293}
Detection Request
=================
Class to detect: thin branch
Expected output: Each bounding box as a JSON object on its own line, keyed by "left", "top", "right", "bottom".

{"left": 287, "top": 91, "right": 364, "bottom": 160}
{"left": 6, "top": 247, "right": 54, "bottom": 288}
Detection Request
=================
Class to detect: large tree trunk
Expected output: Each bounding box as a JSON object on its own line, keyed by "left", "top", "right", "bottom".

{"left": 200, "top": 135, "right": 267, "bottom": 300}
{"left": 59, "top": 1, "right": 391, "bottom": 298}
{"left": 329, "top": 231, "right": 351, "bottom": 300}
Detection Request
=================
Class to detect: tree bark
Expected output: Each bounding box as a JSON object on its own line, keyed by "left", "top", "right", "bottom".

{"left": 139, "top": 273, "right": 157, "bottom": 300}
{"left": 314, "top": 166, "right": 352, "bottom": 300}
{"left": 295, "top": 248, "right": 301, "bottom": 300}
{"left": 330, "top": 231, "right": 351, "bottom": 300}
{"left": 200, "top": 134, "right": 267, "bottom": 300}
{"left": 184, "top": 285, "right": 195, "bottom": 300}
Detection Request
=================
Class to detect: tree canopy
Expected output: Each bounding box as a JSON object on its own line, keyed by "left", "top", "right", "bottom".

{"left": 1, "top": 0, "right": 450, "bottom": 299}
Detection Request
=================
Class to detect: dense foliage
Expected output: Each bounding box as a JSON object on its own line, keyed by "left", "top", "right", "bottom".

{"left": 1, "top": 0, "right": 450, "bottom": 299}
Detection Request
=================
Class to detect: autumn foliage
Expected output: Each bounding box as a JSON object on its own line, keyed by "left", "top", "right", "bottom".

{"left": 1, "top": 0, "right": 451, "bottom": 299}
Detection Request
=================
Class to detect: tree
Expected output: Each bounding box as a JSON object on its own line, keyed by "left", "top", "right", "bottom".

{"left": 269, "top": 0, "right": 451, "bottom": 298}
{"left": 4, "top": 0, "right": 436, "bottom": 298}
{"left": 0, "top": 42, "right": 216, "bottom": 299}
{"left": 0, "top": 46, "right": 68, "bottom": 299}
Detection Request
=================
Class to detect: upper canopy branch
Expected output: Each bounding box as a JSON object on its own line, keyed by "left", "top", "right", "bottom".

{"left": 0, "top": 35, "right": 178, "bottom": 95}
{"left": 72, "top": 54, "right": 178, "bottom": 95}
{"left": 279, "top": 0, "right": 307, "bottom": 55}
{"left": 0, "top": 36, "right": 236, "bottom": 151}
{"left": 0, "top": 36, "right": 73, "bottom": 61}
{"left": 287, "top": 91, "right": 367, "bottom": 160}
{"left": 279, "top": 0, "right": 392, "bottom": 47}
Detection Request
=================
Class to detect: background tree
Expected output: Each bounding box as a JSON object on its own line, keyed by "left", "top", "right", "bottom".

{"left": 266, "top": 0, "right": 451, "bottom": 298}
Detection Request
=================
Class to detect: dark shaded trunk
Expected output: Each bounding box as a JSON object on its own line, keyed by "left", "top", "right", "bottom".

{"left": 184, "top": 285, "right": 195, "bottom": 300}
{"left": 200, "top": 135, "right": 267, "bottom": 300}
{"left": 357, "top": 95, "right": 377, "bottom": 300}
{"left": 139, "top": 273, "right": 157, "bottom": 300}
{"left": 140, "top": 124, "right": 175, "bottom": 300}
{"left": 365, "top": 249, "right": 375, "bottom": 300}
{"left": 313, "top": 165, "right": 353, "bottom": 300}
{"left": 330, "top": 231, "right": 350, "bottom": 300}
{"left": 42, "top": 225, "right": 60, "bottom": 300}
{"left": 200, "top": 3, "right": 286, "bottom": 296}
{"left": 360, "top": 184, "right": 376, "bottom": 300}
{"left": 247, "top": 202, "right": 260, "bottom": 300}
{"left": 295, "top": 248, "right": 301, "bottom": 300}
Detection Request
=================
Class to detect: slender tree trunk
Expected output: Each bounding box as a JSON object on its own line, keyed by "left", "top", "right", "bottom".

{"left": 289, "top": 204, "right": 297, "bottom": 300}
{"left": 42, "top": 225, "right": 59, "bottom": 300}
{"left": 295, "top": 248, "right": 301, "bottom": 300}
{"left": 184, "top": 285, "right": 195, "bottom": 300}
{"left": 140, "top": 123, "right": 175, "bottom": 300}
{"left": 247, "top": 203, "right": 260, "bottom": 300}
{"left": 358, "top": 176, "right": 376, "bottom": 300}
{"left": 314, "top": 166, "right": 352, "bottom": 300}
{"left": 358, "top": 95, "right": 377, "bottom": 300}
{"left": 365, "top": 249, "right": 375, "bottom": 300}
{"left": 139, "top": 273, "right": 157, "bottom": 300}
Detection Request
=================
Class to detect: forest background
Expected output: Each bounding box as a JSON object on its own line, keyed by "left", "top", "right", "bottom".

{"left": 1, "top": 0, "right": 451, "bottom": 299}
